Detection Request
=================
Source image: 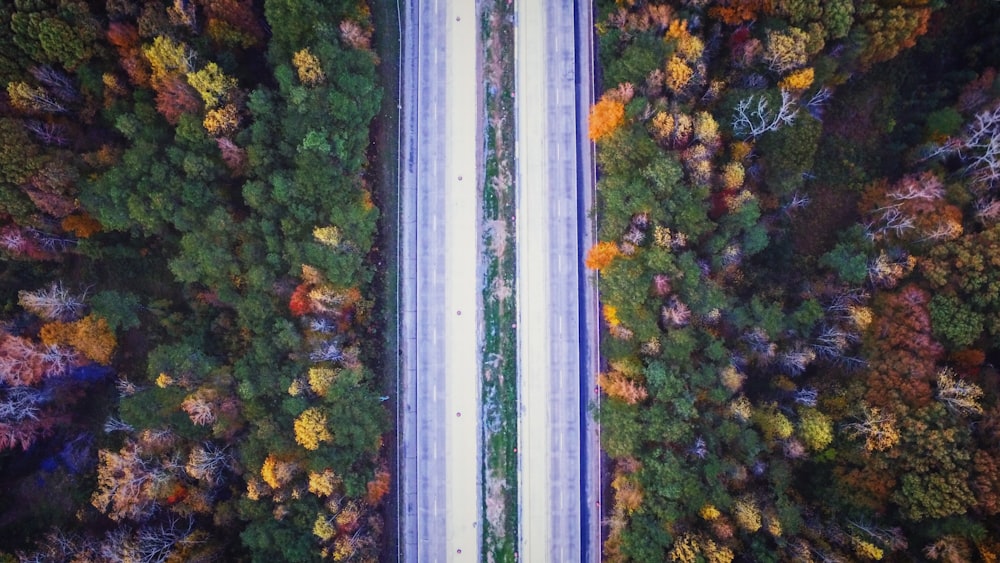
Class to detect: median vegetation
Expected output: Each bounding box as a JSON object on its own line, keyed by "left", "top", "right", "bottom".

{"left": 0, "top": 1, "right": 389, "bottom": 560}
{"left": 480, "top": 0, "right": 519, "bottom": 559}
{"left": 591, "top": 0, "right": 1000, "bottom": 560}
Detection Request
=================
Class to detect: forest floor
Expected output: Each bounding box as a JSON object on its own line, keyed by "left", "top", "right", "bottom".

{"left": 479, "top": 2, "right": 519, "bottom": 561}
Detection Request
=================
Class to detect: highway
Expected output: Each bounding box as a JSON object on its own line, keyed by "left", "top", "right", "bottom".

{"left": 399, "top": 0, "right": 481, "bottom": 561}
{"left": 515, "top": 0, "right": 599, "bottom": 561}
{"left": 400, "top": 0, "right": 598, "bottom": 561}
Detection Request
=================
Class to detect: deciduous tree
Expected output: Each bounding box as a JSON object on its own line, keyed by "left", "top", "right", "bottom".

{"left": 294, "top": 407, "right": 332, "bottom": 450}
{"left": 589, "top": 98, "right": 626, "bottom": 141}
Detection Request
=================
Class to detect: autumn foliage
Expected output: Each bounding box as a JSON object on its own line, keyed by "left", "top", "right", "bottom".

{"left": 40, "top": 314, "right": 117, "bottom": 365}
{"left": 588, "top": 97, "right": 626, "bottom": 141}
{"left": 365, "top": 467, "right": 391, "bottom": 505}
{"left": 585, "top": 241, "right": 620, "bottom": 270}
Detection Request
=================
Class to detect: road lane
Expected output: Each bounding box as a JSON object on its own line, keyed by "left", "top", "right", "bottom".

{"left": 401, "top": 1, "right": 481, "bottom": 561}
{"left": 516, "top": 0, "right": 590, "bottom": 560}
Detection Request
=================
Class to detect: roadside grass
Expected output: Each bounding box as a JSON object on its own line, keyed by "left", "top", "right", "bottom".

{"left": 480, "top": 1, "right": 519, "bottom": 561}
{"left": 368, "top": 1, "right": 401, "bottom": 561}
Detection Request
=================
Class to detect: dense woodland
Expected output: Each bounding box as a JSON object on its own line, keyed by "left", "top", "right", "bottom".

{"left": 0, "top": 0, "right": 389, "bottom": 561}
{"left": 590, "top": 0, "right": 1000, "bottom": 561}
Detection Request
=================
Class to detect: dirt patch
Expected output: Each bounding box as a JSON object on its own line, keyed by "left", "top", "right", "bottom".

{"left": 485, "top": 218, "right": 508, "bottom": 256}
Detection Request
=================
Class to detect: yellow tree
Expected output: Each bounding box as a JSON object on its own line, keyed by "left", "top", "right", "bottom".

{"left": 664, "top": 56, "right": 693, "bottom": 94}
{"left": 843, "top": 403, "right": 900, "bottom": 452}
{"left": 294, "top": 407, "right": 333, "bottom": 450}
{"left": 313, "top": 226, "right": 342, "bottom": 248}
{"left": 308, "top": 469, "right": 341, "bottom": 497}
{"left": 203, "top": 103, "right": 240, "bottom": 136}
{"left": 292, "top": 48, "right": 326, "bottom": 86}
{"left": 186, "top": 62, "right": 237, "bottom": 109}
{"left": 143, "top": 35, "right": 193, "bottom": 81}
{"left": 779, "top": 67, "right": 814, "bottom": 91}
{"left": 261, "top": 454, "right": 299, "bottom": 489}
{"left": 40, "top": 314, "right": 117, "bottom": 365}
{"left": 308, "top": 367, "right": 336, "bottom": 396}
{"left": 733, "top": 496, "right": 762, "bottom": 532}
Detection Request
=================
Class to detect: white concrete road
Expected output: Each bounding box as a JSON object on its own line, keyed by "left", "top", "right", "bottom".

{"left": 401, "top": 0, "right": 599, "bottom": 561}
{"left": 400, "top": 0, "right": 481, "bottom": 561}
{"left": 515, "top": 0, "right": 599, "bottom": 561}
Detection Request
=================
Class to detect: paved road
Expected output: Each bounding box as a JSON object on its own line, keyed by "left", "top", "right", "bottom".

{"left": 400, "top": 1, "right": 481, "bottom": 561}
{"left": 515, "top": 0, "right": 598, "bottom": 561}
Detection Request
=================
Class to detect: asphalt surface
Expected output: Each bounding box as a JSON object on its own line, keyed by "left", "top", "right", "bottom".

{"left": 515, "top": 0, "right": 599, "bottom": 560}
{"left": 400, "top": 0, "right": 481, "bottom": 561}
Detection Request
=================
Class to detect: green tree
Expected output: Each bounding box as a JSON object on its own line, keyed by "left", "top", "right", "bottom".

{"left": 929, "top": 294, "right": 984, "bottom": 350}
{"left": 891, "top": 404, "right": 976, "bottom": 521}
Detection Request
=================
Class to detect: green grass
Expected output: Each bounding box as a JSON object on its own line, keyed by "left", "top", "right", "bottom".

{"left": 479, "top": 1, "right": 519, "bottom": 561}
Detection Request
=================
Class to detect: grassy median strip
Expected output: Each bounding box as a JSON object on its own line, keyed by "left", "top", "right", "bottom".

{"left": 480, "top": 1, "right": 518, "bottom": 560}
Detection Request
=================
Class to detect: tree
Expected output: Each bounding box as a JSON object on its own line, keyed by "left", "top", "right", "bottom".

{"left": 922, "top": 223, "right": 1000, "bottom": 341}
{"left": 107, "top": 22, "right": 149, "bottom": 86}
{"left": 10, "top": 1, "right": 100, "bottom": 70}
{"left": 764, "top": 28, "right": 810, "bottom": 73}
{"left": 143, "top": 36, "right": 194, "bottom": 81}
{"left": 857, "top": 4, "right": 932, "bottom": 70}
{"left": 18, "top": 282, "right": 85, "bottom": 321}
{"left": 294, "top": 407, "right": 332, "bottom": 450}
{"left": 61, "top": 212, "right": 101, "bottom": 238}
{"left": 664, "top": 56, "right": 693, "bottom": 94}
{"left": 797, "top": 407, "right": 833, "bottom": 452}
{"left": 92, "top": 441, "right": 168, "bottom": 522}
{"left": 733, "top": 497, "right": 762, "bottom": 532}
{"left": 292, "top": 48, "right": 326, "bottom": 86}
{"left": 308, "top": 469, "right": 341, "bottom": 497}
{"left": 586, "top": 241, "right": 620, "bottom": 270}
{"left": 203, "top": 104, "right": 240, "bottom": 136}
{"left": 154, "top": 74, "right": 202, "bottom": 125}
{"left": 198, "top": 0, "right": 266, "bottom": 48}
{"left": 366, "top": 467, "right": 391, "bottom": 505}
{"left": 186, "top": 62, "right": 237, "bottom": 109}
{"left": 891, "top": 404, "right": 976, "bottom": 521}
{"left": 843, "top": 403, "right": 900, "bottom": 452}
{"left": 589, "top": 98, "right": 626, "bottom": 141}
{"left": 7, "top": 81, "right": 68, "bottom": 113}
{"left": 40, "top": 314, "right": 117, "bottom": 365}
{"left": 260, "top": 454, "right": 299, "bottom": 490}
{"left": 308, "top": 367, "right": 336, "bottom": 397}
{"left": 935, "top": 367, "right": 984, "bottom": 416}
{"left": 929, "top": 294, "right": 984, "bottom": 350}
{"left": 732, "top": 90, "right": 798, "bottom": 140}
{"left": 779, "top": 67, "right": 814, "bottom": 91}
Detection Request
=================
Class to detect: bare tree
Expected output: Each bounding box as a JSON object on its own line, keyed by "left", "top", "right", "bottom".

{"left": 310, "top": 340, "right": 344, "bottom": 363}
{"left": 23, "top": 120, "right": 69, "bottom": 146}
{"left": 936, "top": 367, "right": 984, "bottom": 416}
{"left": 732, "top": 90, "right": 798, "bottom": 140}
{"left": 848, "top": 519, "right": 908, "bottom": 552}
{"left": 28, "top": 66, "right": 78, "bottom": 102}
{"left": 186, "top": 442, "right": 232, "bottom": 484}
{"left": 104, "top": 417, "right": 135, "bottom": 434}
{"left": 0, "top": 387, "right": 46, "bottom": 422}
{"left": 18, "top": 282, "right": 86, "bottom": 321}
{"left": 137, "top": 516, "right": 197, "bottom": 563}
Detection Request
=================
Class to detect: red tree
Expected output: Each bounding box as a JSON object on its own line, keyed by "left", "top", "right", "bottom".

{"left": 289, "top": 283, "right": 313, "bottom": 317}
{"left": 153, "top": 75, "right": 202, "bottom": 125}
{"left": 865, "top": 284, "right": 943, "bottom": 409}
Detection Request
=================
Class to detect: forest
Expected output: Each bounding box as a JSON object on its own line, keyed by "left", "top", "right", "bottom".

{"left": 0, "top": 0, "right": 390, "bottom": 561}
{"left": 589, "top": 0, "right": 1000, "bottom": 561}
